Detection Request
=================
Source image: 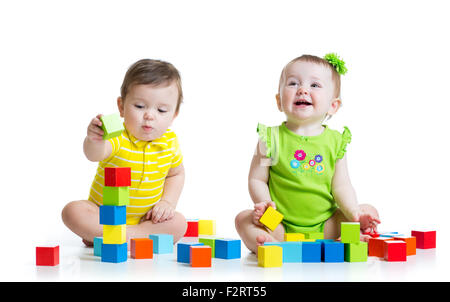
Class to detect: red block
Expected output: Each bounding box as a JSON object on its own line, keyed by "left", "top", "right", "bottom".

{"left": 384, "top": 240, "right": 406, "bottom": 262}
{"left": 104, "top": 167, "right": 131, "bottom": 187}
{"left": 393, "top": 236, "right": 416, "bottom": 256}
{"left": 36, "top": 245, "right": 59, "bottom": 266}
{"left": 184, "top": 220, "right": 199, "bottom": 237}
{"left": 131, "top": 238, "right": 153, "bottom": 259}
{"left": 411, "top": 230, "right": 436, "bottom": 249}
{"left": 369, "top": 237, "right": 393, "bottom": 257}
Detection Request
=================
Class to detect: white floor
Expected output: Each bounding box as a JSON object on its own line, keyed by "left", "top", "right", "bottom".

{"left": 2, "top": 236, "right": 446, "bottom": 282}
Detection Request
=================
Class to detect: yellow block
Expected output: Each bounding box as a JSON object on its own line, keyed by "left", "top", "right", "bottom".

{"left": 258, "top": 245, "right": 283, "bottom": 267}
{"left": 284, "top": 233, "right": 306, "bottom": 241}
{"left": 103, "top": 225, "right": 126, "bottom": 244}
{"left": 259, "top": 207, "right": 284, "bottom": 231}
{"left": 198, "top": 220, "right": 216, "bottom": 235}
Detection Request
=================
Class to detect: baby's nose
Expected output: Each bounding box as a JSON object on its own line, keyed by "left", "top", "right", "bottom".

{"left": 296, "top": 86, "right": 309, "bottom": 95}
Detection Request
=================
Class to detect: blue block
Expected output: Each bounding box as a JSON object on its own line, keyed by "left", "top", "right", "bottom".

{"left": 101, "top": 243, "right": 127, "bottom": 263}
{"left": 302, "top": 242, "right": 321, "bottom": 262}
{"left": 215, "top": 239, "right": 241, "bottom": 259}
{"left": 322, "top": 241, "right": 344, "bottom": 262}
{"left": 177, "top": 242, "right": 204, "bottom": 263}
{"left": 94, "top": 237, "right": 103, "bottom": 257}
{"left": 380, "top": 232, "right": 403, "bottom": 238}
{"left": 99, "top": 205, "right": 126, "bottom": 225}
{"left": 149, "top": 234, "right": 173, "bottom": 254}
{"left": 264, "top": 242, "right": 302, "bottom": 263}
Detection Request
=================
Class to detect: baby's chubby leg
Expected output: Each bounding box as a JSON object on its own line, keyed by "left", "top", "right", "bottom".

{"left": 62, "top": 200, "right": 188, "bottom": 246}
{"left": 61, "top": 200, "right": 102, "bottom": 245}
{"left": 235, "top": 209, "right": 285, "bottom": 254}
{"left": 324, "top": 204, "right": 380, "bottom": 242}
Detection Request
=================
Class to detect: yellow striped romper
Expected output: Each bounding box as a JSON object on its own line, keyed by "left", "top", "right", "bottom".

{"left": 88, "top": 127, "right": 183, "bottom": 225}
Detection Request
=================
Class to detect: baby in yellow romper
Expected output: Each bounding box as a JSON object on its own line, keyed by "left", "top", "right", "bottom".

{"left": 62, "top": 59, "right": 187, "bottom": 246}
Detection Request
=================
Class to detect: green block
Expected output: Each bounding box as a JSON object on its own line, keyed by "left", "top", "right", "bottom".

{"left": 305, "top": 232, "right": 324, "bottom": 240}
{"left": 100, "top": 113, "right": 124, "bottom": 140}
{"left": 341, "top": 222, "right": 360, "bottom": 243}
{"left": 103, "top": 186, "right": 129, "bottom": 206}
{"left": 344, "top": 242, "right": 368, "bottom": 262}
{"left": 199, "top": 237, "right": 216, "bottom": 257}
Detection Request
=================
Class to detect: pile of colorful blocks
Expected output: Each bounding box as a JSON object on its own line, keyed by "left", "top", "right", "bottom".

{"left": 257, "top": 206, "right": 436, "bottom": 267}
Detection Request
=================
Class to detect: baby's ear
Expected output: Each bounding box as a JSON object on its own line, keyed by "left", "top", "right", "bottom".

{"left": 275, "top": 93, "right": 282, "bottom": 112}
{"left": 117, "top": 97, "right": 124, "bottom": 117}
{"left": 328, "top": 98, "right": 342, "bottom": 116}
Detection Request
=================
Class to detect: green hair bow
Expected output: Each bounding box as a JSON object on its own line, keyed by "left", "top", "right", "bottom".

{"left": 324, "top": 53, "right": 347, "bottom": 75}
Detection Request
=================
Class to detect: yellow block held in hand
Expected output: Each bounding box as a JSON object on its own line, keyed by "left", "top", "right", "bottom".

{"left": 259, "top": 206, "right": 284, "bottom": 231}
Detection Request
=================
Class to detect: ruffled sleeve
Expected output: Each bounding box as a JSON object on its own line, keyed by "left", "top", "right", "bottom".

{"left": 337, "top": 126, "right": 352, "bottom": 159}
{"left": 257, "top": 123, "right": 272, "bottom": 158}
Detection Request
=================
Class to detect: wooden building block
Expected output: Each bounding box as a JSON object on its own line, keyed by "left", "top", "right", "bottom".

{"left": 199, "top": 238, "right": 216, "bottom": 257}
{"left": 411, "top": 230, "right": 436, "bottom": 249}
{"left": 94, "top": 237, "right": 103, "bottom": 257}
{"left": 368, "top": 237, "right": 393, "bottom": 257}
{"left": 36, "top": 245, "right": 59, "bottom": 266}
{"left": 215, "top": 239, "right": 241, "bottom": 259}
{"left": 384, "top": 240, "right": 407, "bottom": 262}
{"left": 393, "top": 236, "right": 416, "bottom": 256}
{"left": 103, "top": 186, "right": 129, "bottom": 206}
{"left": 258, "top": 245, "right": 282, "bottom": 267}
{"left": 101, "top": 243, "right": 127, "bottom": 263}
{"left": 264, "top": 242, "right": 302, "bottom": 263}
{"left": 184, "top": 219, "right": 199, "bottom": 237}
{"left": 302, "top": 241, "right": 321, "bottom": 262}
{"left": 104, "top": 167, "right": 131, "bottom": 187}
{"left": 103, "top": 225, "right": 126, "bottom": 244}
{"left": 344, "top": 242, "right": 368, "bottom": 262}
{"left": 284, "top": 233, "right": 305, "bottom": 241}
{"left": 305, "top": 232, "right": 324, "bottom": 240}
{"left": 149, "top": 234, "right": 173, "bottom": 254}
{"left": 99, "top": 205, "right": 126, "bottom": 225}
{"left": 341, "top": 222, "right": 360, "bottom": 244}
{"left": 177, "top": 242, "right": 204, "bottom": 263}
{"left": 190, "top": 245, "right": 212, "bottom": 267}
{"left": 198, "top": 220, "right": 216, "bottom": 235}
{"left": 321, "top": 241, "right": 344, "bottom": 262}
{"left": 131, "top": 238, "right": 153, "bottom": 259}
{"left": 259, "top": 206, "right": 284, "bottom": 231}
{"left": 100, "top": 113, "right": 124, "bottom": 140}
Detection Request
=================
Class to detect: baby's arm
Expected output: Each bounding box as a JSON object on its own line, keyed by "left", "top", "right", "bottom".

{"left": 248, "top": 140, "right": 276, "bottom": 226}
{"left": 332, "top": 154, "right": 380, "bottom": 231}
{"left": 84, "top": 114, "right": 112, "bottom": 162}
{"left": 146, "top": 163, "right": 185, "bottom": 223}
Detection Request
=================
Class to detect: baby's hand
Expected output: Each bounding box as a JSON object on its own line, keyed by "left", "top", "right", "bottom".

{"left": 87, "top": 114, "right": 104, "bottom": 142}
{"left": 145, "top": 200, "right": 175, "bottom": 224}
{"left": 253, "top": 201, "right": 276, "bottom": 227}
{"left": 354, "top": 210, "right": 381, "bottom": 234}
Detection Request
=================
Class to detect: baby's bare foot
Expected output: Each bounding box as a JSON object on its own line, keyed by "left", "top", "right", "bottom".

{"left": 256, "top": 234, "right": 275, "bottom": 246}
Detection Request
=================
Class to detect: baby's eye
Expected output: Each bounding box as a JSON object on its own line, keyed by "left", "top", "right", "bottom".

{"left": 135, "top": 104, "right": 145, "bottom": 109}
{"left": 288, "top": 81, "right": 299, "bottom": 86}
{"left": 158, "top": 108, "right": 168, "bottom": 113}
{"left": 311, "top": 82, "right": 321, "bottom": 88}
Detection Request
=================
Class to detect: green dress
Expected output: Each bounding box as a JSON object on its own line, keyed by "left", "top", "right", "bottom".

{"left": 257, "top": 122, "right": 352, "bottom": 233}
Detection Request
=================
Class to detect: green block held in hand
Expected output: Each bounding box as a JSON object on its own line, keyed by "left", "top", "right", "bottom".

{"left": 100, "top": 113, "right": 124, "bottom": 140}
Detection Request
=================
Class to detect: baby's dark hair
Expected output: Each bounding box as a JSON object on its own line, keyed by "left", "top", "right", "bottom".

{"left": 120, "top": 59, "right": 183, "bottom": 113}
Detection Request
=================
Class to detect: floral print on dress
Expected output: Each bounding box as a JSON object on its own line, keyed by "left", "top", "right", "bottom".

{"left": 291, "top": 148, "right": 325, "bottom": 175}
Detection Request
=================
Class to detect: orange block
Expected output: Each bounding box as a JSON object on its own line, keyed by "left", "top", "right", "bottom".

{"left": 393, "top": 236, "right": 416, "bottom": 256}
{"left": 131, "top": 238, "right": 153, "bottom": 259}
{"left": 369, "top": 237, "right": 393, "bottom": 257}
{"left": 190, "top": 245, "right": 211, "bottom": 267}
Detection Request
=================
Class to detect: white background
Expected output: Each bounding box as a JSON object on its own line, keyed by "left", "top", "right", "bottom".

{"left": 1, "top": 0, "right": 449, "bottom": 280}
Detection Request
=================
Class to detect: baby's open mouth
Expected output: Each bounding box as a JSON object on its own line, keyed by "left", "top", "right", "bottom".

{"left": 294, "top": 100, "right": 312, "bottom": 106}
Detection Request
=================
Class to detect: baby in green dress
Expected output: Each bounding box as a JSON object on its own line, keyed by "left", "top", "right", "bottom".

{"left": 235, "top": 54, "right": 380, "bottom": 254}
